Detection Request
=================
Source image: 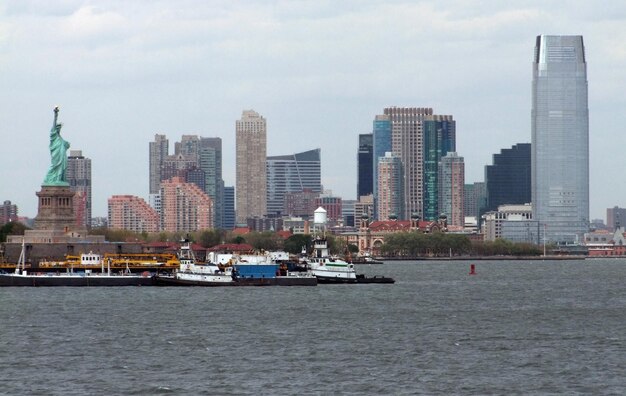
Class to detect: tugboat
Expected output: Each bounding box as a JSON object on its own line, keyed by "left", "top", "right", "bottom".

{"left": 304, "top": 237, "right": 358, "bottom": 283}
{"left": 302, "top": 237, "right": 395, "bottom": 284}
{"left": 153, "top": 240, "right": 235, "bottom": 286}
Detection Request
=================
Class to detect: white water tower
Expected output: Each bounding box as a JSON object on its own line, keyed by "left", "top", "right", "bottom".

{"left": 313, "top": 207, "right": 327, "bottom": 235}
{"left": 314, "top": 207, "right": 327, "bottom": 225}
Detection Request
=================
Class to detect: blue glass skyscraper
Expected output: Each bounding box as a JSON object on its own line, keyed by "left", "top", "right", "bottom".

{"left": 532, "top": 35, "right": 589, "bottom": 243}
{"left": 372, "top": 115, "right": 391, "bottom": 219}
{"left": 423, "top": 116, "right": 456, "bottom": 221}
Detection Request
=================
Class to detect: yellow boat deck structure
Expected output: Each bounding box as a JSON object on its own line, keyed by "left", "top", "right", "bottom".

{"left": 36, "top": 252, "right": 180, "bottom": 270}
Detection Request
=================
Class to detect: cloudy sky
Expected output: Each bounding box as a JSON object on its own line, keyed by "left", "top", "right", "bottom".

{"left": 1, "top": 0, "right": 625, "bottom": 221}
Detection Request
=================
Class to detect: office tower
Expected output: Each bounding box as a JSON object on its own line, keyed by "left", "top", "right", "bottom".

{"left": 0, "top": 200, "right": 18, "bottom": 224}
{"left": 607, "top": 206, "right": 626, "bottom": 231}
{"left": 236, "top": 110, "right": 267, "bottom": 223}
{"left": 175, "top": 135, "right": 200, "bottom": 162}
{"left": 532, "top": 35, "right": 589, "bottom": 243}
{"left": 149, "top": 134, "right": 169, "bottom": 194}
{"left": 222, "top": 186, "right": 235, "bottom": 230}
{"left": 372, "top": 115, "right": 391, "bottom": 218}
{"left": 387, "top": 107, "right": 432, "bottom": 219}
{"left": 66, "top": 150, "right": 92, "bottom": 228}
{"left": 184, "top": 167, "right": 206, "bottom": 192}
{"left": 483, "top": 204, "right": 535, "bottom": 242}
{"left": 267, "top": 149, "right": 321, "bottom": 216}
{"left": 342, "top": 199, "right": 356, "bottom": 227}
{"left": 423, "top": 115, "right": 456, "bottom": 221}
{"left": 355, "top": 194, "right": 374, "bottom": 222}
{"left": 108, "top": 195, "right": 159, "bottom": 232}
{"left": 438, "top": 152, "right": 464, "bottom": 227}
{"left": 160, "top": 177, "right": 213, "bottom": 232}
{"left": 283, "top": 188, "right": 320, "bottom": 218}
{"left": 199, "top": 137, "right": 224, "bottom": 229}
{"left": 485, "top": 143, "right": 531, "bottom": 212}
{"left": 464, "top": 182, "right": 487, "bottom": 220}
{"left": 377, "top": 152, "right": 404, "bottom": 221}
{"left": 161, "top": 153, "right": 197, "bottom": 183}
{"left": 357, "top": 134, "right": 373, "bottom": 199}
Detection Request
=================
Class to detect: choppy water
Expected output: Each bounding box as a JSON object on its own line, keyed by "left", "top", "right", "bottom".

{"left": 1, "top": 259, "right": 625, "bottom": 395}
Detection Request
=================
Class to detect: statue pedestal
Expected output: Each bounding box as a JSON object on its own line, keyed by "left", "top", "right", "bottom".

{"left": 33, "top": 185, "right": 78, "bottom": 232}
{"left": 10, "top": 185, "right": 104, "bottom": 244}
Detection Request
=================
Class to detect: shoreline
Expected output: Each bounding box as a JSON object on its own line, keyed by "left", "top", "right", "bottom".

{"left": 372, "top": 255, "right": 588, "bottom": 261}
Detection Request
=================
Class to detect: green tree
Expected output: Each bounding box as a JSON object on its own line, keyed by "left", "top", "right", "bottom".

{"left": 284, "top": 234, "right": 311, "bottom": 254}
{"left": 380, "top": 232, "right": 473, "bottom": 257}
{"left": 0, "top": 222, "right": 29, "bottom": 243}
{"left": 194, "top": 229, "right": 224, "bottom": 248}
{"left": 231, "top": 235, "right": 246, "bottom": 244}
{"left": 328, "top": 235, "right": 347, "bottom": 255}
{"left": 245, "top": 232, "right": 283, "bottom": 251}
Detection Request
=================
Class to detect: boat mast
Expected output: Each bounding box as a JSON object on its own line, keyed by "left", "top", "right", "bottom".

{"left": 16, "top": 238, "right": 25, "bottom": 274}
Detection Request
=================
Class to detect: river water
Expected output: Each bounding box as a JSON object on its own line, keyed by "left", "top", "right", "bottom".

{"left": 1, "top": 259, "right": 625, "bottom": 395}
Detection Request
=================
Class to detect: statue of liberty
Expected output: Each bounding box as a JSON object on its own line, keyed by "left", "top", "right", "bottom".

{"left": 43, "top": 106, "right": 70, "bottom": 186}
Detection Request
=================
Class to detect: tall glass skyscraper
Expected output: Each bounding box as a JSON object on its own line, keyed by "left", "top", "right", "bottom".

{"left": 372, "top": 114, "right": 391, "bottom": 219}
{"left": 532, "top": 35, "right": 589, "bottom": 243}
{"left": 423, "top": 115, "right": 456, "bottom": 221}
{"left": 199, "top": 137, "right": 224, "bottom": 229}
{"left": 357, "top": 134, "right": 373, "bottom": 199}
{"left": 222, "top": 186, "right": 235, "bottom": 230}
{"left": 266, "top": 149, "right": 321, "bottom": 216}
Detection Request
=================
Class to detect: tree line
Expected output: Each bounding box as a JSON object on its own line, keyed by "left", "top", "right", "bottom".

{"left": 381, "top": 232, "right": 543, "bottom": 257}
{"left": 88, "top": 228, "right": 347, "bottom": 255}
{"left": 2, "top": 223, "right": 543, "bottom": 257}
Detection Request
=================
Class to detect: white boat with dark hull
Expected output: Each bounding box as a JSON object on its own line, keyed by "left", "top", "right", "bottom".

{"left": 302, "top": 237, "right": 395, "bottom": 284}
{"left": 304, "top": 237, "right": 358, "bottom": 283}
{"left": 153, "top": 241, "right": 235, "bottom": 286}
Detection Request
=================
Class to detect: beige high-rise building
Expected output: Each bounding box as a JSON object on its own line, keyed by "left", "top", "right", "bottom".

{"left": 377, "top": 152, "right": 403, "bottom": 221}
{"left": 385, "top": 107, "right": 432, "bottom": 218}
{"left": 236, "top": 110, "right": 267, "bottom": 223}
{"left": 438, "top": 152, "right": 465, "bottom": 227}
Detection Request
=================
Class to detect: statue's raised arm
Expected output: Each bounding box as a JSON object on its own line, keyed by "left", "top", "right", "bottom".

{"left": 43, "top": 106, "right": 70, "bottom": 186}
{"left": 52, "top": 106, "right": 59, "bottom": 130}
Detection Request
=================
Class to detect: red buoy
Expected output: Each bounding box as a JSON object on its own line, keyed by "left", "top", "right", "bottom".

{"left": 469, "top": 264, "right": 476, "bottom": 275}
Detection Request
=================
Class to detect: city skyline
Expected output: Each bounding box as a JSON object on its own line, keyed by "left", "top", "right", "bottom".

{"left": 2, "top": 2, "right": 626, "bottom": 220}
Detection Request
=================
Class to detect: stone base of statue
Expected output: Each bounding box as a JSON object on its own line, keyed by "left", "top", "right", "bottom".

{"left": 33, "top": 185, "right": 77, "bottom": 232}
{"left": 7, "top": 185, "right": 104, "bottom": 244}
